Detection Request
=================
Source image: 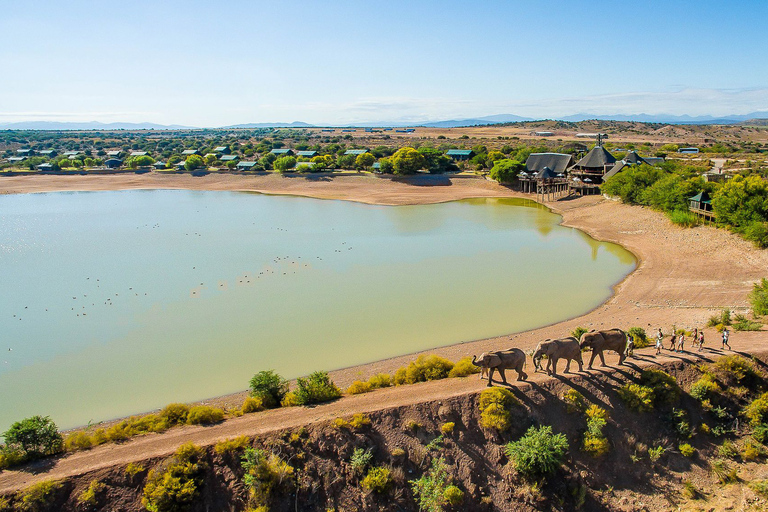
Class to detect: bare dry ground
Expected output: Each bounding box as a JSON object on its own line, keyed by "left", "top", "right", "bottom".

{"left": 0, "top": 174, "right": 766, "bottom": 499}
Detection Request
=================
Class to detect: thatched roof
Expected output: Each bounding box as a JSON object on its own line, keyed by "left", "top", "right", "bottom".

{"left": 574, "top": 145, "right": 616, "bottom": 169}
{"left": 525, "top": 153, "right": 573, "bottom": 174}
{"left": 623, "top": 150, "right": 647, "bottom": 165}
{"left": 536, "top": 166, "right": 558, "bottom": 179}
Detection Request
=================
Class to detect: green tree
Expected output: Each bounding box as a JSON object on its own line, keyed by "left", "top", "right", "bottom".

{"left": 336, "top": 154, "right": 356, "bottom": 169}
{"left": 391, "top": 147, "right": 425, "bottom": 175}
{"left": 273, "top": 156, "right": 297, "bottom": 172}
{"left": 505, "top": 425, "right": 568, "bottom": 480}
{"left": 750, "top": 278, "right": 768, "bottom": 316}
{"left": 184, "top": 154, "right": 204, "bottom": 171}
{"left": 3, "top": 416, "right": 63, "bottom": 458}
{"left": 204, "top": 154, "right": 218, "bottom": 166}
{"left": 489, "top": 159, "right": 524, "bottom": 184}
{"left": 712, "top": 174, "right": 768, "bottom": 229}
{"left": 355, "top": 152, "right": 375, "bottom": 169}
{"left": 378, "top": 157, "right": 393, "bottom": 174}
{"left": 249, "top": 371, "right": 288, "bottom": 408}
{"left": 485, "top": 150, "right": 505, "bottom": 167}
{"left": 129, "top": 155, "right": 155, "bottom": 168}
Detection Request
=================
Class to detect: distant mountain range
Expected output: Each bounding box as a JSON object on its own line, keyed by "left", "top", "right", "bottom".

{"left": 3, "top": 111, "right": 768, "bottom": 130}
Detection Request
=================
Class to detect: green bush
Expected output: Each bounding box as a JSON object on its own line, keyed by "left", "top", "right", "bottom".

{"left": 447, "top": 356, "right": 481, "bottom": 378}
{"left": 159, "top": 403, "right": 190, "bottom": 426}
{"left": 749, "top": 480, "right": 768, "bottom": 499}
{"left": 743, "top": 392, "right": 768, "bottom": 427}
{"left": 215, "top": 436, "right": 250, "bottom": 455}
{"left": 77, "top": 480, "right": 106, "bottom": 506}
{"left": 350, "top": 448, "right": 372, "bottom": 474}
{"left": 64, "top": 431, "right": 93, "bottom": 452}
{"left": 410, "top": 458, "right": 453, "bottom": 512}
{"left": 346, "top": 380, "right": 372, "bottom": 395}
{"left": 479, "top": 388, "right": 518, "bottom": 431}
{"left": 648, "top": 445, "right": 665, "bottom": 462}
{"left": 667, "top": 209, "right": 699, "bottom": 227}
{"left": 753, "top": 424, "right": 768, "bottom": 444}
{"left": 750, "top": 278, "right": 768, "bottom": 316}
{"left": 640, "top": 368, "right": 680, "bottom": 405}
{"left": 393, "top": 355, "right": 454, "bottom": 385}
{"left": 690, "top": 374, "right": 720, "bottom": 401}
{"left": 294, "top": 371, "right": 342, "bottom": 405}
{"left": 711, "top": 458, "right": 738, "bottom": 484}
{"left": 732, "top": 313, "right": 762, "bottom": 331}
{"left": 562, "top": 389, "right": 587, "bottom": 413}
{"left": 707, "top": 309, "right": 732, "bottom": 327}
{"left": 713, "top": 355, "right": 756, "bottom": 383}
{"left": 443, "top": 485, "right": 464, "bottom": 506}
{"left": 717, "top": 440, "right": 739, "bottom": 459}
{"left": 14, "top": 480, "right": 63, "bottom": 512}
{"left": 242, "top": 397, "right": 265, "bottom": 414}
{"left": 0, "top": 446, "right": 27, "bottom": 470}
{"left": 505, "top": 425, "right": 568, "bottom": 480}
{"left": 617, "top": 384, "right": 654, "bottom": 412}
{"left": 627, "top": 327, "right": 649, "bottom": 348}
{"left": 186, "top": 406, "right": 224, "bottom": 425}
{"left": 142, "top": 443, "right": 207, "bottom": 512}
{"left": 2, "top": 416, "right": 62, "bottom": 458}
{"left": 280, "top": 392, "right": 302, "bottom": 407}
{"left": 249, "top": 370, "right": 288, "bottom": 409}
{"left": 679, "top": 443, "right": 696, "bottom": 457}
{"left": 125, "top": 462, "right": 145, "bottom": 478}
{"left": 361, "top": 466, "right": 392, "bottom": 493}
{"left": 582, "top": 405, "right": 610, "bottom": 457}
{"left": 367, "top": 373, "right": 391, "bottom": 389}
{"left": 241, "top": 447, "right": 295, "bottom": 506}
{"left": 571, "top": 326, "right": 588, "bottom": 340}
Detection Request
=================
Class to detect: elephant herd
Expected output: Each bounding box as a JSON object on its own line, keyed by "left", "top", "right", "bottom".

{"left": 471, "top": 328, "right": 628, "bottom": 387}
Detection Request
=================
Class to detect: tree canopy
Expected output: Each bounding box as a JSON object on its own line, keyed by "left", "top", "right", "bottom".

{"left": 3, "top": 415, "right": 62, "bottom": 458}
{"left": 489, "top": 159, "right": 524, "bottom": 184}
{"left": 391, "top": 147, "right": 425, "bottom": 175}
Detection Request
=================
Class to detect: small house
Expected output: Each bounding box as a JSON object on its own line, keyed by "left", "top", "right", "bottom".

{"left": 104, "top": 159, "right": 123, "bottom": 169}
{"left": 296, "top": 150, "right": 317, "bottom": 158}
{"left": 8, "top": 157, "right": 26, "bottom": 163}
{"left": 181, "top": 149, "right": 199, "bottom": 156}
{"left": 445, "top": 149, "right": 473, "bottom": 161}
{"left": 17, "top": 149, "right": 34, "bottom": 156}
{"left": 533, "top": 131, "right": 554, "bottom": 137}
{"left": 569, "top": 144, "right": 617, "bottom": 184}
{"left": 236, "top": 161, "right": 259, "bottom": 170}
{"left": 678, "top": 147, "right": 699, "bottom": 154}
{"left": 106, "top": 150, "right": 122, "bottom": 157}
{"left": 221, "top": 155, "right": 239, "bottom": 161}
{"left": 213, "top": 146, "right": 230, "bottom": 154}
{"left": 130, "top": 151, "right": 148, "bottom": 157}
{"left": 37, "top": 163, "right": 54, "bottom": 172}
{"left": 343, "top": 149, "right": 368, "bottom": 156}
{"left": 39, "top": 149, "right": 57, "bottom": 157}
{"left": 62, "top": 151, "right": 81, "bottom": 158}
{"left": 689, "top": 191, "right": 712, "bottom": 212}
{"left": 154, "top": 161, "right": 168, "bottom": 170}
{"left": 270, "top": 149, "right": 294, "bottom": 156}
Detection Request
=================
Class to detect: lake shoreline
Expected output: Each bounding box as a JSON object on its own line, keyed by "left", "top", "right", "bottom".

{"left": 3, "top": 172, "right": 766, "bottom": 428}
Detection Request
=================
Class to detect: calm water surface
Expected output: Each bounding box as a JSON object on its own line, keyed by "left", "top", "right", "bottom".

{"left": 0, "top": 191, "right": 635, "bottom": 431}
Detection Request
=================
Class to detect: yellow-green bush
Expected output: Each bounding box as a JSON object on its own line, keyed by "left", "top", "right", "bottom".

{"left": 361, "top": 466, "right": 391, "bottom": 493}
{"left": 0, "top": 447, "right": 27, "bottom": 470}
{"left": 105, "top": 421, "right": 133, "bottom": 442}
{"left": 392, "top": 355, "right": 454, "bottom": 385}
{"left": 679, "top": 443, "right": 696, "bottom": 457}
{"left": 690, "top": 374, "right": 720, "bottom": 401}
{"left": 349, "top": 413, "right": 371, "bottom": 429}
{"left": 142, "top": 443, "right": 207, "bottom": 512}
{"left": 743, "top": 391, "right": 768, "bottom": 426}
{"left": 368, "top": 373, "right": 391, "bottom": 389}
{"left": 562, "top": 389, "right": 587, "bottom": 413}
{"left": 582, "top": 435, "right": 610, "bottom": 457}
{"left": 77, "top": 480, "right": 106, "bottom": 506}
{"left": 447, "top": 357, "right": 481, "bottom": 378}
{"left": 444, "top": 485, "right": 464, "bottom": 505}
{"left": 241, "top": 447, "right": 295, "bottom": 506}
{"left": 346, "top": 380, "right": 372, "bottom": 395}
{"left": 242, "top": 397, "right": 264, "bottom": 414}
{"left": 63, "top": 431, "right": 94, "bottom": 452}
{"left": 741, "top": 438, "right": 765, "bottom": 461}
{"left": 15, "top": 480, "right": 62, "bottom": 512}
{"left": 441, "top": 422, "right": 455, "bottom": 435}
{"left": 712, "top": 355, "right": 756, "bottom": 383}
{"left": 479, "top": 388, "right": 518, "bottom": 431}
{"left": 186, "top": 406, "right": 224, "bottom": 425}
{"left": 617, "top": 383, "right": 654, "bottom": 412}
{"left": 215, "top": 436, "right": 250, "bottom": 455}
{"left": 280, "top": 391, "right": 302, "bottom": 407}
{"left": 640, "top": 368, "right": 680, "bottom": 405}
{"left": 125, "top": 462, "right": 145, "bottom": 477}
{"left": 159, "top": 403, "right": 190, "bottom": 426}
{"left": 332, "top": 417, "right": 350, "bottom": 429}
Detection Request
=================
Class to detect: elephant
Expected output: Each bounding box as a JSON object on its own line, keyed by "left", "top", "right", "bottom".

{"left": 472, "top": 348, "right": 527, "bottom": 386}
{"left": 532, "top": 337, "right": 583, "bottom": 376}
{"left": 579, "top": 329, "right": 628, "bottom": 369}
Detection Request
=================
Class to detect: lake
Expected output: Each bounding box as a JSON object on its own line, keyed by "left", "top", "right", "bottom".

{"left": 0, "top": 190, "right": 636, "bottom": 431}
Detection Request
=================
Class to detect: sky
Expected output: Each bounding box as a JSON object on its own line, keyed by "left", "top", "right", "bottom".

{"left": 1, "top": 0, "right": 767, "bottom": 126}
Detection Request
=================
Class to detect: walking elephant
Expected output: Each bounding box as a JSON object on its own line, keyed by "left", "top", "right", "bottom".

{"left": 532, "top": 337, "right": 583, "bottom": 375}
{"left": 579, "top": 329, "right": 628, "bottom": 369}
{"left": 472, "top": 348, "right": 527, "bottom": 386}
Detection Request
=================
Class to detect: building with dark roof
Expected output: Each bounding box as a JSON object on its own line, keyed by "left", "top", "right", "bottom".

{"left": 104, "top": 159, "right": 123, "bottom": 169}
{"left": 525, "top": 153, "right": 573, "bottom": 175}
{"left": 16, "top": 149, "right": 34, "bottom": 156}
{"left": 37, "top": 163, "right": 54, "bottom": 172}
{"left": 213, "top": 146, "right": 230, "bottom": 154}
{"left": 569, "top": 145, "right": 617, "bottom": 183}
{"left": 296, "top": 150, "right": 317, "bottom": 157}
{"left": 343, "top": 149, "right": 368, "bottom": 156}
{"left": 221, "top": 155, "right": 238, "bottom": 161}
{"left": 154, "top": 161, "right": 168, "bottom": 169}
{"left": 236, "top": 161, "right": 259, "bottom": 169}
{"left": 446, "top": 149, "right": 473, "bottom": 161}
{"left": 270, "top": 148, "right": 294, "bottom": 156}
{"left": 39, "top": 149, "right": 57, "bottom": 157}
{"left": 181, "top": 149, "right": 200, "bottom": 156}
{"left": 130, "top": 151, "right": 148, "bottom": 157}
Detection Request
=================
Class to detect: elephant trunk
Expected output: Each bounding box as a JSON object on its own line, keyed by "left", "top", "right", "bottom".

{"left": 471, "top": 355, "right": 481, "bottom": 366}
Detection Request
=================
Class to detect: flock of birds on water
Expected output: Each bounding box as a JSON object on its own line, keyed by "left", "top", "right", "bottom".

{"left": 3, "top": 221, "right": 356, "bottom": 367}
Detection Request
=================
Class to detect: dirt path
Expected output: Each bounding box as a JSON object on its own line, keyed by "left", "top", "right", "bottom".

{"left": 1, "top": 340, "right": 765, "bottom": 494}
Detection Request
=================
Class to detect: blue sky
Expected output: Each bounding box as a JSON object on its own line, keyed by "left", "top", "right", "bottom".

{"left": 1, "top": 0, "right": 766, "bottom": 125}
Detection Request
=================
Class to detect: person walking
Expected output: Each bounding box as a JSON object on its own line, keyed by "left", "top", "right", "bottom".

{"left": 669, "top": 333, "right": 677, "bottom": 351}
{"left": 722, "top": 328, "right": 730, "bottom": 350}
{"left": 655, "top": 329, "right": 664, "bottom": 355}
{"left": 626, "top": 333, "right": 635, "bottom": 358}
{"left": 677, "top": 332, "right": 685, "bottom": 353}
{"left": 692, "top": 328, "right": 699, "bottom": 350}
{"left": 698, "top": 330, "right": 705, "bottom": 352}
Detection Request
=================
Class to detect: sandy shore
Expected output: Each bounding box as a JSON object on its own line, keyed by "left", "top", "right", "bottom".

{"left": 2, "top": 172, "right": 767, "bottom": 408}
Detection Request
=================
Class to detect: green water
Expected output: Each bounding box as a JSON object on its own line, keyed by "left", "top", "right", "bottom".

{"left": 0, "top": 191, "right": 635, "bottom": 431}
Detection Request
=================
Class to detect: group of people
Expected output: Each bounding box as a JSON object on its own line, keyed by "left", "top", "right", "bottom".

{"left": 623, "top": 327, "right": 731, "bottom": 357}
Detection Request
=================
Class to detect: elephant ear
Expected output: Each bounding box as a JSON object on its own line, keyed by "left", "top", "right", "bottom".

{"left": 487, "top": 354, "right": 502, "bottom": 367}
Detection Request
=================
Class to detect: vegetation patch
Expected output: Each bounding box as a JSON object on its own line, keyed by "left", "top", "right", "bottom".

{"left": 186, "top": 406, "right": 224, "bottom": 425}
{"left": 249, "top": 370, "right": 288, "bottom": 409}
{"left": 14, "top": 480, "right": 63, "bottom": 512}
{"left": 410, "top": 457, "right": 459, "bottom": 512}
{"left": 361, "top": 466, "right": 392, "bottom": 493}
{"left": 478, "top": 388, "right": 518, "bottom": 431}
{"left": 292, "top": 371, "right": 342, "bottom": 405}
{"left": 447, "top": 356, "right": 481, "bottom": 378}
{"left": 750, "top": 278, "right": 768, "bottom": 316}
{"left": 214, "top": 436, "right": 250, "bottom": 456}
{"left": 241, "top": 396, "right": 265, "bottom": 414}
{"left": 392, "top": 355, "right": 454, "bottom": 385}
{"left": 582, "top": 405, "right": 610, "bottom": 457}
{"left": 562, "top": 389, "right": 587, "bottom": 413}
{"left": 506, "top": 425, "right": 568, "bottom": 480}
{"left": 2, "top": 416, "right": 62, "bottom": 460}
{"left": 142, "top": 443, "right": 207, "bottom": 512}
{"left": 617, "top": 383, "right": 655, "bottom": 412}
{"left": 77, "top": 480, "right": 106, "bottom": 507}
{"left": 241, "top": 447, "right": 294, "bottom": 507}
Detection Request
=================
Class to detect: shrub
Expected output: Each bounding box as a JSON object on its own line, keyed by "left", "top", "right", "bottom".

{"left": 249, "top": 370, "right": 288, "bottom": 409}
{"left": 142, "top": 443, "right": 207, "bottom": 512}
{"left": 750, "top": 278, "right": 768, "bottom": 316}
{"left": 406, "top": 420, "right": 422, "bottom": 432}
{"left": 0, "top": 447, "right": 26, "bottom": 470}
{"left": 280, "top": 391, "right": 302, "bottom": 407}
{"left": 361, "top": 466, "right": 391, "bottom": 493}
{"left": 393, "top": 355, "right": 454, "bottom": 385}
{"left": 410, "top": 458, "right": 453, "bottom": 512}
{"left": 743, "top": 392, "right": 768, "bottom": 427}
{"left": 505, "top": 426, "right": 568, "bottom": 479}
{"left": 571, "top": 326, "right": 588, "bottom": 341}
{"left": 186, "top": 406, "right": 224, "bottom": 425}
{"left": 681, "top": 480, "right": 699, "bottom": 500}
{"left": 443, "top": 485, "right": 464, "bottom": 506}
{"left": 717, "top": 440, "right": 739, "bottom": 459}
{"left": 241, "top": 447, "right": 295, "bottom": 505}
{"left": 64, "top": 431, "right": 93, "bottom": 452}
{"left": 346, "top": 380, "right": 372, "bottom": 395}
{"left": 293, "top": 371, "right": 342, "bottom": 405}
{"left": 640, "top": 368, "right": 680, "bottom": 405}
{"left": 479, "top": 388, "right": 518, "bottom": 431}
{"left": 447, "top": 357, "right": 480, "bottom": 378}
{"left": 15, "top": 480, "right": 62, "bottom": 512}
{"left": 618, "top": 384, "right": 654, "bottom": 412}
{"left": 215, "top": 436, "right": 250, "bottom": 455}
{"left": 125, "top": 462, "right": 145, "bottom": 477}
{"left": 77, "top": 480, "right": 106, "bottom": 506}
{"left": 690, "top": 374, "right": 720, "bottom": 401}
{"left": 562, "top": 389, "right": 587, "bottom": 413}
{"left": 707, "top": 309, "right": 732, "bottom": 327}
{"left": 2, "top": 416, "right": 63, "bottom": 458}
{"left": 679, "top": 443, "right": 696, "bottom": 457}
{"left": 627, "top": 327, "right": 649, "bottom": 348}
{"left": 667, "top": 209, "right": 699, "bottom": 227}
{"left": 350, "top": 448, "right": 372, "bottom": 474}
{"left": 583, "top": 406, "right": 609, "bottom": 456}
{"left": 648, "top": 445, "right": 665, "bottom": 462}
{"left": 741, "top": 438, "right": 765, "bottom": 460}
{"left": 441, "top": 422, "right": 455, "bottom": 435}
{"left": 753, "top": 423, "right": 768, "bottom": 444}
{"left": 732, "top": 313, "right": 762, "bottom": 331}
{"left": 349, "top": 413, "right": 371, "bottom": 429}
{"left": 582, "top": 436, "right": 610, "bottom": 457}
{"left": 159, "top": 403, "right": 190, "bottom": 426}
{"left": 332, "top": 418, "right": 350, "bottom": 429}
{"left": 713, "top": 355, "right": 756, "bottom": 383}
{"left": 749, "top": 480, "right": 768, "bottom": 498}
{"left": 242, "top": 397, "right": 264, "bottom": 414}
{"left": 710, "top": 459, "right": 738, "bottom": 484}
{"left": 367, "top": 373, "right": 391, "bottom": 389}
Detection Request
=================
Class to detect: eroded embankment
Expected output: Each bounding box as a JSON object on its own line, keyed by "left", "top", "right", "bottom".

{"left": 3, "top": 349, "right": 768, "bottom": 511}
